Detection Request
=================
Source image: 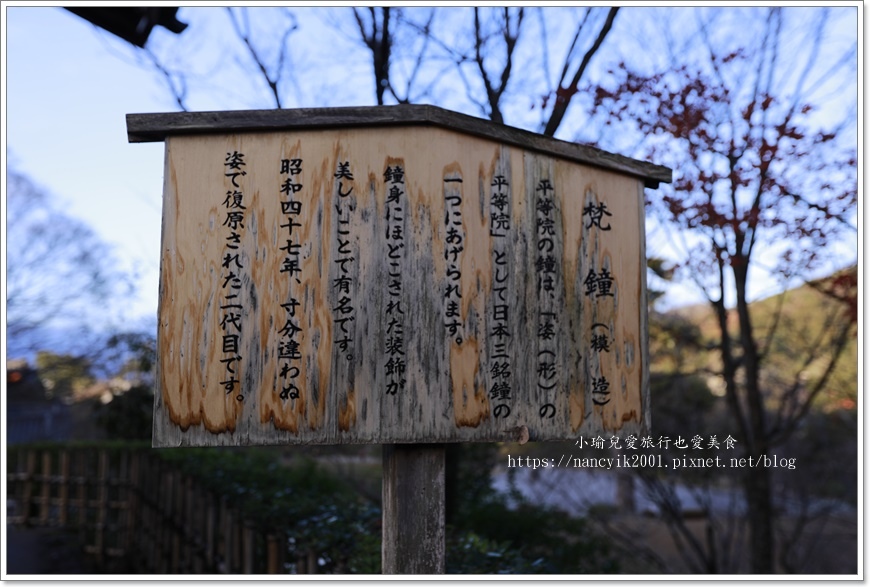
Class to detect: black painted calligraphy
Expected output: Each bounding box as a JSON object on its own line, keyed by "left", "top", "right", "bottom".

{"left": 536, "top": 179, "right": 557, "bottom": 296}
{"left": 277, "top": 157, "right": 304, "bottom": 402}
{"left": 333, "top": 161, "right": 356, "bottom": 361}
{"left": 489, "top": 173, "right": 512, "bottom": 418}
{"left": 535, "top": 178, "right": 560, "bottom": 419}
{"left": 384, "top": 165, "right": 406, "bottom": 396}
{"left": 584, "top": 193, "right": 616, "bottom": 409}
{"left": 443, "top": 174, "right": 464, "bottom": 345}
{"left": 584, "top": 267, "right": 615, "bottom": 298}
{"left": 591, "top": 323, "right": 611, "bottom": 353}
{"left": 582, "top": 201, "right": 612, "bottom": 231}
{"left": 220, "top": 151, "right": 247, "bottom": 402}
{"left": 591, "top": 376, "right": 611, "bottom": 406}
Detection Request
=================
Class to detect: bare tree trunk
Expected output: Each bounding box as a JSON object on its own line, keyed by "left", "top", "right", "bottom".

{"left": 734, "top": 262, "right": 775, "bottom": 573}
{"left": 744, "top": 466, "right": 775, "bottom": 573}
{"left": 354, "top": 7, "right": 393, "bottom": 106}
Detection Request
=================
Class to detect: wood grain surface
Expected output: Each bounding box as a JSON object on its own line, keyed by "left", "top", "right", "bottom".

{"left": 153, "top": 125, "right": 650, "bottom": 446}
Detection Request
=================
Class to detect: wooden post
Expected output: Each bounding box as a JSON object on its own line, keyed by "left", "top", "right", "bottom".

{"left": 382, "top": 444, "right": 446, "bottom": 574}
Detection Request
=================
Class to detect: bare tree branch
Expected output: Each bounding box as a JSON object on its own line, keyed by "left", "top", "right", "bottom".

{"left": 757, "top": 288, "right": 788, "bottom": 361}
{"left": 770, "top": 312, "right": 854, "bottom": 446}
{"left": 226, "top": 7, "right": 291, "bottom": 108}
{"left": 390, "top": 10, "right": 436, "bottom": 103}
{"left": 142, "top": 46, "right": 189, "bottom": 111}
{"left": 7, "top": 168, "right": 133, "bottom": 357}
{"left": 472, "top": 8, "right": 524, "bottom": 124}
{"left": 543, "top": 7, "right": 618, "bottom": 137}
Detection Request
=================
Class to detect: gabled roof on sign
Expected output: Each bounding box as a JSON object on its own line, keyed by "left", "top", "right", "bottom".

{"left": 126, "top": 104, "right": 672, "bottom": 188}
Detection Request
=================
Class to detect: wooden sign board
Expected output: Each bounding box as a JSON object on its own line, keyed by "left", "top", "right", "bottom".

{"left": 127, "top": 106, "right": 671, "bottom": 447}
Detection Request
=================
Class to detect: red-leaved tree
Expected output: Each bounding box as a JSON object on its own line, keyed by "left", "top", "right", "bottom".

{"left": 588, "top": 8, "right": 857, "bottom": 573}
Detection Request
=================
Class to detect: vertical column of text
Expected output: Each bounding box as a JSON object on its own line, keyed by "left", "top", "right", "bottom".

{"left": 333, "top": 161, "right": 357, "bottom": 362}
{"left": 384, "top": 165, "right": 406, "bottom": 396}
{"left": 489, "top": 173, "right": 512, "bottom": 419}
{"left": 219, "top": 151, "right": 248, "bottom": 403}
{"left": 276, "top": 157, "right": 305, "bottom": 402}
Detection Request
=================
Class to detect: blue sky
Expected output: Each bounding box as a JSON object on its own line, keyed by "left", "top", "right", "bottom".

{"left": 7, "top": 7, "right": 171, "bottom": 320}
{"left": 3, "top": 5, "right": 861, "bottom": 334}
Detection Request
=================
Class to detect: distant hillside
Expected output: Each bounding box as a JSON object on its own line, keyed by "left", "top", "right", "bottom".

{"left": 656, "top": 266, "right": 858, "bottom": 412}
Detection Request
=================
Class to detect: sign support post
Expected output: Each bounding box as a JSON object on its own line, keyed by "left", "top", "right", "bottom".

{"left": 382, "top": 444, "right": 446, "bottom": 574}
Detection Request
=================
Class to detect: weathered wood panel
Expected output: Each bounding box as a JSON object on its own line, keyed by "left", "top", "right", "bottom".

{"left": 153, "top": 124, "right": 649, "bottom": 446}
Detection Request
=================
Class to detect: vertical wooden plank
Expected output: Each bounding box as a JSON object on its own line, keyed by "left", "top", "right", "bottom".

{"left": 160, "top": 456, "right": 169, "bottom": 570}
{"left": 206, "top": 493, "right": 216, "bottom": 571}
{"left": 179, "top": 475, "right": 188, "bottom": 572}
{"left": 194, "top": 480, "right": 203, "bottom": 573}
{"left": 147, "top": 458, "right": 164, "bottom": 572}
{"left": 232, "top": 509, "right": 242, "bottom": 573}
{"left": 156, "top": 462, "right": 167, "bottom": 573}
{"left": 307, "top": 549, "right": 317, "bottom": 575}
{"left": 125, "top": 452, "right": 138, "bottom": 570}
{"left": 266, "top": 533, "right": 283, "bottom": 574}
{"left": 96, "top": 450, "right": 109, "bottom": 567}
{"left": 59, "top": 451, "right": 70, "bottom": 526}
{"left": 220, "top": 498, "right": 231, "bottom": 573}
{"left": 243, "top": 522, "right": 255, "bottom": 574}
{"left": 185, "top": 476, "right": 198, "bottom": 573}
{"left": 171, "top": 470, "right": 181, "bottom": 573}
{"left": 137, "top": 452, "right": 147, "bottom": 569}
{"left": 135, "top": 453, "right": 146, "bottom": 571}
{"left": 114, "top": 450, "right": 127, "bottom": 561}
{"left": 188, "top": 481, "right": 196, "bottom": 573}
{"left": 75, "top": 451, "right": 87, "bottom": 540}
{"left": 172, "top": 472, "right": 181, "bottom": 573}
{"left": 172, "top": 527, "right": 182, "bottom": 573}
{"left": 382, "top": 444, "right": 445, "bottom": 574}
{"left": 7, "top": 450, "right": 22, "bottom": 523}
{"left": 39, "top": 451, "right": 51, "bottom": 525}
{"left": 159, "top": 457, "right": 168, "bottom": 572}
{"left": 192, "top": 485, "right": 205, "bottom": 574}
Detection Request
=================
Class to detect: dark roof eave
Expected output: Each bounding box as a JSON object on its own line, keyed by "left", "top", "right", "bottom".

{"left": 126, "top": 104, "right": 672, "bottom": 188}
